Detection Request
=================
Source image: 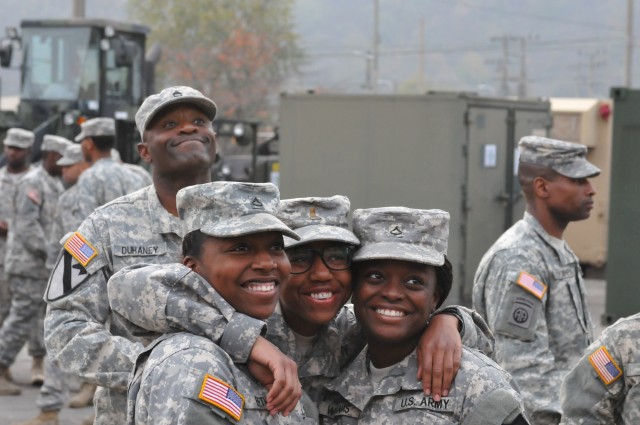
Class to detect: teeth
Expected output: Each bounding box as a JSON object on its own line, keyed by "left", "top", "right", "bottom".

{"left": 376, "top": 308, "right": 404, "bottom": 317}
{"left": 310, "top": 292, "right": 332, "bottom": 300}
{"left": 246, "top": 283, "right": 275, "bottom": 292}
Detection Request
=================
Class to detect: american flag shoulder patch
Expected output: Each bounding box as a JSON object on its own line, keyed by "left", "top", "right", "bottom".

{"left": 199, "top": 374, "right": 244, "bottom": 421}
{"left": 589, "top": 346, "right": 622, "bottom": 385}
{"left": 516, "top": 271, "right": 547, "bottom": 300}
{"left": 63, "top": 232, "right": 98, "bottom": 267}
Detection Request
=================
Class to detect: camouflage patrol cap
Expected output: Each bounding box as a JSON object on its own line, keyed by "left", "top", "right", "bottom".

{"left": 74, "top": 117, "right": 115, "bottom": 142}
{"left": 177, "top": 181, "right": 299, "bottom": 240}
{"left": 3, "top": 128, "right": 34, "bottom": 149}
{"left": 135, "top": 86, "right": 217, "bottom": 137}
{"left": 56, "top": 144, "right": 84, "bottom": 166}
{"left": 518, "top": 136, "right": 600, "bottom": 178}
{"left": 278, "top": 195, "right": 360, "bottom": 248}
{"left": 42, "top": 134, "right": 72, "bottom": 155}
{"left": 352, "top": 207, "right": 449, "bottom": 266}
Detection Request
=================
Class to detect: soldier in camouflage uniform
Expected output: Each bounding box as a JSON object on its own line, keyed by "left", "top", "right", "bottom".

{"left": 0, "top": 128, "right": 34, "bottom": 328}
{"left": 473, "top": 136, "right": 599, "bottom": 424}
{"left": 18, "top": 144, "right": 91, "bottom": 425}
{"left": 125, "top": 181, "right": 315, "bottom": 424}
{"left": 0, "top": 135, "right": 70, "bottom": 396}
{"left": 319, "top": 207, "right": 529, "bottom": 424}
{"left": 108, "top": 195, "right": 495, "bottom": 405}
{"left": 44, "top": 86, "right": 302, "bottom": 425}
{"left": 560, "top": 312, "right": 640, "bottom": 424}
{"left": 74, "top": 117, "right": 151, "bottom": 219}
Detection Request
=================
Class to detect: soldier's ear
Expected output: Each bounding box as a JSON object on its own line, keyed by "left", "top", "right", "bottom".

{"left": 532, "top": 176, "right": 550, "bottom": 199}
{"left": 137, "top": 142, "right": 152, "bottom": 164}
{"left": 183, "top": 255, "right": 198, "bottom": 272}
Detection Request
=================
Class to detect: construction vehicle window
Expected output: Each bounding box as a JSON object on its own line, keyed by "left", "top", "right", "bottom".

{"left": 21, "top": 27, "right": 95, "bottom": 101}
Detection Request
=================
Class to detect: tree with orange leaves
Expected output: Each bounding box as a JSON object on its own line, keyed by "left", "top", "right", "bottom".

{"left": 128, "top": 0, "right": 302, "bottom": 120}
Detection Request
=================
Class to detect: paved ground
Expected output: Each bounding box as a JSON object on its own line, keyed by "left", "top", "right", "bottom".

{"left": 0, "top": 279, "right": 609, "bottom": 424}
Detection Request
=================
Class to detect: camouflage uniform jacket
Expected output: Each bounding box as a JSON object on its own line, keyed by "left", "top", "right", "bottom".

{"left": 473, "top": 212, "right": 593, "bottom": 424}
{"left": 319, "top": 347, "right": 528, "bottom": 424}
{"left": 4, "top": 166, "right": 63, "bottom": 278}
{"left": 127, "top": 267, "right": 315, "bottom": 424}
{"left": 46, "top": 183, "right": 84, "bottom": 270}
{"left": 44, "top": 186, "right": 264, "bottom": 425}
{"left": 560, "top": 313, "right": 640, "bottom": 425}
{"left": 74, "top": 157, "right": 151, "bottom": 219}
{"left": 0, "top": 165, "right": 32, "bottom": 269}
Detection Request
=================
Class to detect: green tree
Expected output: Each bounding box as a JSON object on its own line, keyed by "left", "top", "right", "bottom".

{"left": 128, "top": 0, "right": 302, "bottom": 120}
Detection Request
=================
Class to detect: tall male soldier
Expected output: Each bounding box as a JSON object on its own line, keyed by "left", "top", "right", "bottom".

{"left": 473, "top": 136, "right": 599, "bottom": 424}
{"left": 44, "top": 87, "right": 301, "bottom": 425}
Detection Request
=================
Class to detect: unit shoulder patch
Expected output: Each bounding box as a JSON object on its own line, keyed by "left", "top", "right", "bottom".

{"left": 46, "top": 250, "right": 89, "bottom": 301}
{"left": 198, "top": 374, "right": 244, "bottom": 421}
{"left": 64, "top": 232, "right": 98, "bottom": 267}
{"left": 515, "top": 271, "right": 547, "bottom": 300}
{"left": 588, "top": 346, "right": 623, "bottom": 385}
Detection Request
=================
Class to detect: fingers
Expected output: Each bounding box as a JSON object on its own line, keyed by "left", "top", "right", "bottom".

{"left": 429, "top": 348, "right": 445, "bottom": 401}
{"left": 265, "top": 356, "right": 302, "bottom": 416}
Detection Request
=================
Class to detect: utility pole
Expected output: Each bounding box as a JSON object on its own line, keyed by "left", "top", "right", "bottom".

{"left": 492, "top": 35, "right": 528, "bottom": 98}
{"left": 518, "top": 37, "right": 527, "bottom": 98}
{"left": 419, "top": 17, "right": 426, "bottom": 92}
{"left": 372, "top": 0, "right": 380, "bottom": 93}
{"left": 626, "top": 0, "right": 634, "bottom": 87}
{"left": 491, "top": 36, "right": 510, "bottom": 97}
{"left": 73, "top": 0, "right": 85, "bottom": 18}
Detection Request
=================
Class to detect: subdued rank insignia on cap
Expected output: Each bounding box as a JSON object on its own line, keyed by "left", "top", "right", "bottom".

{"left": 309, "top": 206, "right": 317, "bottom": 218}
{"left": 63, "top": 232, "right": 98, "bottom": 267}
{"left": 27, "top": 190, "right": 42, "bottom": 206}
{"left": 199, "top": 374, "right": 244, "bottom": 421}
{"left": 173, "top": 90, "right": 182, "bottom": 97}
{"left": 390, "top": 225, "right": 403, "bottom": 237}
{"left": 516, "top": 271, "right": 547, "bottom": 300}
{"left": 588, "top": 346, "right": 622, "bottom": 385}
{"left": 46, "top": 250, "right": 89, "bottom": 301}
{"left": 251, "top": 197, "right": 264, "bottom": 209}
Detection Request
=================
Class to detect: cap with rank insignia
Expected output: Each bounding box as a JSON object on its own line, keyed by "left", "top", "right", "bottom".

{"left": 176, "top": 181, "right": 299, "bottom": 240}
{"left": 278, "top": 195, "right": 359, "bottom": 248}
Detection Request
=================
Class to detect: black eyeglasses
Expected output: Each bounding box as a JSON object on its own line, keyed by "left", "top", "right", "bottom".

{"left": 286, "top": 245, "right": 354, "bottom": 274}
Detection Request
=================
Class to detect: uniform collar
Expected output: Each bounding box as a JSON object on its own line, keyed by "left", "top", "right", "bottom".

{"left": 147, "top": 185, "right": 187, "bottom": 237}
{"left": 326, "top": 348, "right": 422, "bottom": 411}
{"left": 523, "top": 212, "right": 577, "bottom": 265}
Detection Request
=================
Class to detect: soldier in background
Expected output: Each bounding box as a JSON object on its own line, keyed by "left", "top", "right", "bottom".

{"left": 74, "top": 117, "right": 150, "bottom": 219}
{"left": 560, "top": 313, "right": 640, "bottom": 424}
{"left": 0, "top": 135, "right": 70, "bottom": 396}
{"left": 0, "top": 129, "right": 34, "bottom": 327}
{"left": 473, "top": 136, "right": 600, "bottom": 424}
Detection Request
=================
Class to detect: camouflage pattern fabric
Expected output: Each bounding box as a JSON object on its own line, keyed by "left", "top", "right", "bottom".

{"left": 351, "top": 207, "right": 449, "bottom": 267}
{"left": 473, "top": 212, "right": 593, "bottom": 424}
{"left": 45, "top": 186, "right": 266, "bottom": 425}
{"left": 108, "top": 265, "right": 496, "bottom": 406}
{"left": 74, "top": 117, "right": 115, "bottom": 142}
{"left": 0, "top": 165, "right": 32, "bottom": 325}
{"left": 125, "top": 266, "right": 315, "bottom": 424}
{"left": 74, "top": 158, "right": 151, "bottom": 219}
{"left": 41, "top": 134, "right": 72, "bottom": 155}
{"left": 3, "top": 127, "right": 34, "bottom": 149}
{"left": 46, "top": 183, "right": 84, "bottom": 270}
{"left": 135, "top": 86, "right": 217, "bottom": 136}
{"left": 36, "top": 356, "right": 70, "bottom": 411}
{"left": 518, "top": 136, "right": 600, "bottom": 179}
{"left": 560, "top": 312, "right": 640, "bottom": 425}
{"left": 319, "top": 347, "right": 528, "bottom": 424}
{"left": 130, "top": 333, "right": 316, "bottom": 425}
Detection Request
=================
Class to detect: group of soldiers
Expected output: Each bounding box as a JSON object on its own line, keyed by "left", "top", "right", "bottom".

{"left": 0, "top": 83, "right": 636, "bottom": 425}
{"left": 0, "top": 119, "right": 151, "bottom": 424}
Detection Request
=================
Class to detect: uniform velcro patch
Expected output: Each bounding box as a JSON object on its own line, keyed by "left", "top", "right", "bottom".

{"left": 64, "top": 232, "right": 98, "bottom": 267}
{"left": 588, "top": 346, "right": 622, "bottom": 385}
{"left": 27, "top": 190, "right": 41, "bottom": 205}
{"left": 516, "top": 272, "right": 547, "bottom": 300}
{"left": 199, "top": 374, "right": 244, "bottom": 421}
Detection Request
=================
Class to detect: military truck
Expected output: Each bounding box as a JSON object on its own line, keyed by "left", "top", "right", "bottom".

{"left": 0, "top": 18, "right": 160, "bottom": 164}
